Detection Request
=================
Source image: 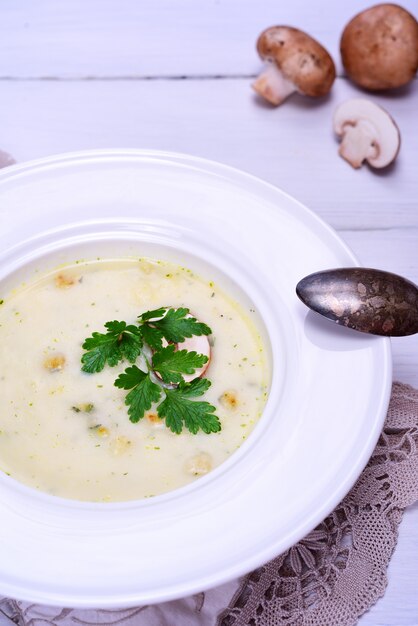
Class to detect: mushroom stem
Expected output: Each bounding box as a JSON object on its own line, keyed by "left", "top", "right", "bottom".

{"left": 252, "top": 63, "right": 296, "bottom": 106}
{"left": 338, "top": 122, "right": 378, "bottom": 169}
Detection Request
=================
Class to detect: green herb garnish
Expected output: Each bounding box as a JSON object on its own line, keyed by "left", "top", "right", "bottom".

{"left": 138, "top": 307, "right": 211, "bottom": 347}
{"left": 81, "top": 321, "right": 142, "bottom": 373}
{"left": 151, "top": 345, "right": 208, "bottom": 384}
{"left": 158, "top": 378, "right": 219, "bottom": 435}
{"left": 81, "top": 308, "right": 220, "bottom": 435}
{"left": 114, "top": 366, "right": 162, "bottom": 423}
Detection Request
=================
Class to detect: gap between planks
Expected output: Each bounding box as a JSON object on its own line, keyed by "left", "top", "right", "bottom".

{"left": 339, "top": 225, "right": 418, "bottom": 233}
{"left": 0, "top": 73, "right": 375, "bottom": 82}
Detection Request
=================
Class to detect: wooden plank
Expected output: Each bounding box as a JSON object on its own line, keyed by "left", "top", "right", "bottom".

{"left": 0, "top": 0, "right": 417, "bottom": 78}
{"left": 0, "top": 2, "right": 417, "bottom": 620}
{"left": 0, "top": 77, "right": 416, "bottom": 231}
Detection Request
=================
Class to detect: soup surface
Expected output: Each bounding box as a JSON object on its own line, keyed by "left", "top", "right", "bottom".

{"left": 0, "top": 258, "right": 269, "bottom": 501}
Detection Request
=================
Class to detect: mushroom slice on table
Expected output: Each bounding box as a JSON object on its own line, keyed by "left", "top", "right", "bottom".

{"left": 333, "top": 99, "right": 401, "bottom": 169}
{"left": 253, "top": 26, "right": 336, "bottom": 105}
{"left": 341, "top": 3, "right": 418, "bottom": 90}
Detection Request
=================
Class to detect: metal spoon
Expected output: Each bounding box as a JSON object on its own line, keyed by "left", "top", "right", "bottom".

{"left": 296, "top": 268, "right": 418, "bottom": 337}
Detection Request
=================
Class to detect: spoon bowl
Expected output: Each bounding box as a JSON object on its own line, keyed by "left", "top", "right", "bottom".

{"left": 296, "top": 268, "right": 418, "bottom": 337}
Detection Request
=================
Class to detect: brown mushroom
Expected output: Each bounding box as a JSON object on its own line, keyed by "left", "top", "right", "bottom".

{"left": 252, "top": 26, "right": 336, "bottom": 105}
{"left": 333, "top": 99, "right": 401, "bottom": 169}
{"left": 341, "top": 4, "right": 418, "bottom": 90}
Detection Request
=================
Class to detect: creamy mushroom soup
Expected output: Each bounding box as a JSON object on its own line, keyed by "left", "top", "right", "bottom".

{"left": 0, "top": 258, "right": 269, "bottom": 501}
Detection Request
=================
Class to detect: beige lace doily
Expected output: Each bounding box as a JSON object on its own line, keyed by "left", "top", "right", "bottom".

{"left": 218, "top": 381, "right": 418, "bottom": 626}
{"left": 0, "top": 382, "right": 417, "bottom": 626}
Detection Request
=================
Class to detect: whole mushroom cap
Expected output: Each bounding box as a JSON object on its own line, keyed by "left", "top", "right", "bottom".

{"left": 257, "top": 26, "right": 336, "bottom": 97}
{"left": 341, "top": 3, "right": 418, "bottom": 90}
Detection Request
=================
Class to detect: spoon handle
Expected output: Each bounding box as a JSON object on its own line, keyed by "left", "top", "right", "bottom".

{"left": 296, "top": 268, "right": 418, "bottom": 337}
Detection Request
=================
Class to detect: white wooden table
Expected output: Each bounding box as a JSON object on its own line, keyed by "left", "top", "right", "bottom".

{"left": 0, "top": 1, "right": 417, "bottom": 623}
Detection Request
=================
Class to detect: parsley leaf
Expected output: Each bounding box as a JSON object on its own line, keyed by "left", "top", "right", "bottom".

{"left": 81, "top": 307, "right": 221, "bottom": 435}
{"left": 139, "top": 307, "right": 211, "bottom": 344}
{"left": 139, "top": 323, "right": 164, "bottom": 351}
{"left": 158, "top": 378, "right": 221, "bottom": 434}
{"left": 152, "top": 345, "right": 208, "bottom": 384}
{"left": 114, "top": 365, "right": 162, "bottom": 423}
{"left": 140, "top": 307, "right": 167, "bottom": 321}
{"left": 81, "top": 321, "right": 143, "bottom": 373}
{"left": 172, "top": 377, "right": 211, "bottom": 397}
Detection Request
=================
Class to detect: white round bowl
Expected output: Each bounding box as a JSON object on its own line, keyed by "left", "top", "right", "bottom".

{"left": 0, "top": 149, "right": 391, "bottom": 607}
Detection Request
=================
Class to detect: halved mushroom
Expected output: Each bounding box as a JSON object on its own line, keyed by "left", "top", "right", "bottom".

{"left": 341, "top": 4, "right": 418, "bottom": 91}
{"left": 147, "top": 309, "right": 211, "bottom": 383}
{"left": 176, "top": 331, "right": 211, "bottom": 382}
{"left": 333, "top": 99, "right": 401, "bottom": 169}
{"left": 253, "top": 26, "right": 336, "bottom": 105}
